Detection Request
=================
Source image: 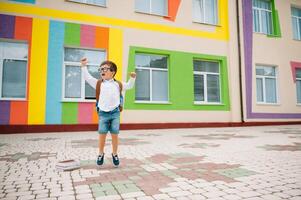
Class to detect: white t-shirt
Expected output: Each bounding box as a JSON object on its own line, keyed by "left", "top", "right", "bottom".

{"left": 82, "top": 67, "right": 135, "bottom": 112}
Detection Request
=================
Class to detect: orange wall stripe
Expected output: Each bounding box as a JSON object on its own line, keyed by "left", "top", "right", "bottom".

{"left": 95, "top": 26, "right": 109, "bottom": 50}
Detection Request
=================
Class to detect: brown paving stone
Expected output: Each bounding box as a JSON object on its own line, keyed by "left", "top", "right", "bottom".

{"left": 148, "top": 154, "right": 171, "bottom": 163}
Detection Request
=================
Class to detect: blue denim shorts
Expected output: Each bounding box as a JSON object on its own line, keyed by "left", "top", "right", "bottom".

{"left": 98, "top": 107, "right": 120, "bottom": 134}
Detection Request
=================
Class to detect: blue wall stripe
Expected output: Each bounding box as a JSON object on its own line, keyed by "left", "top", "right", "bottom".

{"left": 46, "top": 21, "right": 64, "bottom": 124}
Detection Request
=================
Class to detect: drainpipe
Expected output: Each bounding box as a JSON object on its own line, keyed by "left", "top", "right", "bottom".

{"left": 236, "top": 0, "right": 245, "bottom": 123}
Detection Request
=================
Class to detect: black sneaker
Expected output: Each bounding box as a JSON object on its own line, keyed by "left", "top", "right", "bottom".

{"left": 97, "top": 154, "right": 104, "bottom": 166}
{"left": 112, "top": 154, "right": 119, "bottom": 167}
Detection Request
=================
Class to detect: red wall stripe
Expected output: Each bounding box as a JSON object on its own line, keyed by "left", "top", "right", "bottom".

{"left": 10, "top": 101, "right": 28, "bottom": 124}
{"left": 164, "top": 0, "right": 181, "bottom": 22}
{"left": 10, "top": 16, "right": 33, "bottom": 125}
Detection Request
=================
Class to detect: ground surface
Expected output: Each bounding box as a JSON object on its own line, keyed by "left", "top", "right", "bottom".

{"left": 0, "top": 125, "right": 301, "bottom": 200}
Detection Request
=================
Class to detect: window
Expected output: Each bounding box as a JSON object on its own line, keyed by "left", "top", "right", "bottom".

{"left": 63, "top": 48, "right": 106, "bottom": 101}
{"left": 135, "top": 53, "right": 168, "bottom": 102}
{"left": 256, "top": 65, "right": 278, "bottom": 103}
{"left": 292, "top": 7, "right": 301, "bottom": 40}
{"left": 135, "top": 0, "right": 168, "bottom": 16}
{"left": 252, "top": 0, "right": 273, "bottom": 34}
{"left": 193, "top": 0, "right": 218, "bottom": 25}
{"left": 67, "top": 0, "right": 106, "bottom": 7}
{"left": 296, "top": 69, "right": 301, "bottom": 104}
{"left": 0, "top": 41, "right": 28, "bottom": 100}
{"left": 193, "top": 60, "right": 221, "bottom": 103}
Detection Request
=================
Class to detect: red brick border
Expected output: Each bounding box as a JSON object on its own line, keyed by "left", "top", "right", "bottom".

{"left": 0, "top": 121, "right": 301, "bottom": 134}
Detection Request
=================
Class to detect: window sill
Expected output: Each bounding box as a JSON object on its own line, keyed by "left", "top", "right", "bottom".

{"left": 0, "top": 98, "right": 27, "bottom": 101}
{"left": 66, "top": 0, "right": 107, "bottom": 8}
{"left": 194, "top": 101, "right": 224, "bottom": 105}
{"left": 192, "top": 21, "right": 220, "bottom": 27}
{"left": 61, "top": 99, "right": 96, "bottom": 103}
{"left": 135, "top": 101, "right": 171, "bottom": 105}
{"left": 135, "top": 11, "right": 168, "bottom": 18}
{"left": 256, "top": 102, "right": 280, "bottom": 106}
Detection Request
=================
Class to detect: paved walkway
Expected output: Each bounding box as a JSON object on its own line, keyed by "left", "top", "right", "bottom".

{"left": 0, "top": 125, "right": 301, "bottom": 200}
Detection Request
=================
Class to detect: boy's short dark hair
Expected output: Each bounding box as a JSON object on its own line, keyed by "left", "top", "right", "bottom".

{"left": 100, "top": 60, "right": 117, "bottom": 75}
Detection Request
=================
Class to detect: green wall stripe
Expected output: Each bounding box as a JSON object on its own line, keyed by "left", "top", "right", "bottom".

{"left": 62, "top": 103, "right": 78, "bottom": 124}
{"left": 64, "top": 22, "right": 80, "bottom": 46}
{"left": 62, "top": 22, "right": 80, "bottom": 124}
{"left": 125, "top": 46, "right": 230, "bottom": 111}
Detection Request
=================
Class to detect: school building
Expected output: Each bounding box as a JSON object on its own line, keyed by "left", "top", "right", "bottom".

{"left": 0, "top": 0, "right": 300, "bottom": 133}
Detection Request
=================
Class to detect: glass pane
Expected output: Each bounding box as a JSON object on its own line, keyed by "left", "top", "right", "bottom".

{"left": 152, "top": 70, "right": 168, "bottom": 101}
{"left": 296, "top": 69, "right": 301, "bottom": 78}
{"left": 265, "top": 78, "right": 277, "bottom": 103}
{"left": 207, "top": 74, "right": 220, "bottom": 102}
{"left": 135, "top": 69, "right": 150, "bottom": 101}
{"left": 135, "top": 54, "right": 150, "bottom": 68}
{"left": 193, "top": 0, "right": 203, "bottom": 22}
{"left": 65, "top": 65, "right": 81, "bottom": 98}
{"left": 135, "top": 0, "right": 150, "bottom": 13}
{"left": 256, "top": 67, "right": 265, "bottom": 75}
{"left": 194, "top": 60, "right": 219, "bottom": 73}
{"left": 85, "top": 65, "right": 99, "bottom": 99}
{"left": 256, "top": 78, "right": 263, "bottom": 102}
{"left": 292, "top": 17, "right": 299, "bottom": 40}
{"left": 297, "top": 80, "right": 301, "bottom": 103}
{"left": 2, "top": 59, "right": 27, "bottom": 98}
{"left": 152, "top": 0, "right": 167, "bottom": 16}
{"left": 253, "top": 9, "right": 260, "bottom": 32}
{"left": 292, "top": 7, "right": 301, "bottom": 17}
{"left": 261, "top": 10, "right": 272, "bottom": 34}
{"left": 0, "top": 42, "right": 28, "bottom": 59}
{"left": 263, "top": 66, "right": 275, "bottom": 76}
{"left": 194, "top": 74, "right": 204, "bottom": 101}
{"left": 257, "top": 66, "right": 275, "bottom": 76}
{"left": 204, "top": 0, "right": 217, "bottom": 24}
{"left": 64, "top": 48, "right": 105, "bottom": 64}
{"left": 150, "top": 55, "right": 167, "bottom": 69}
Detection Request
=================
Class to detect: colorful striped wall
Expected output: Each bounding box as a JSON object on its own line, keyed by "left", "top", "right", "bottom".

{"left": 0, "top": 14, "right": 32, "bottom": 125}
{"left": 0, "top": 14, "right": 122, "bottom": 125}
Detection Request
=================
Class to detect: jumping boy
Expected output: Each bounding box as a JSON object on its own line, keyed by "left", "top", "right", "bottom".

{"left": 80, "top": 58, "right": 136, "bottom": 166}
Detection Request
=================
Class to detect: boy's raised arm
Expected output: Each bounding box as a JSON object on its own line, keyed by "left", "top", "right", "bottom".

{"left": 80, "top": 57, "right": 97, "bottom": 89}
{"left": 122, "top": 72, "right": 136, "bottom": 90}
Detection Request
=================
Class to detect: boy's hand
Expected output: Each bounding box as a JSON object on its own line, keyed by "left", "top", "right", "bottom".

{"left": 130, "top": 72, "right": 136, "bottom": 78}
{"left": 80, "top": 57, "right": 88, "bottom": 67}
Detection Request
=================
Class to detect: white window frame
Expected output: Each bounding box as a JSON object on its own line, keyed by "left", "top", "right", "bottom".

{"left": 0, "top": 40, "right": 28, "bottom": 101}
{"left": 135, "top": 54, "right": 169, "bottom": 104}
{"left": 292, "top": 7, "right": 301, "bottom": 40}
{"left": 193, "top": 60, "right": 222, "bottom": 104}
{"left": 67, "top": 0, "right": 107, "bottom": 7}
{"left": 62, "top": 47, "right": 106, "bottom": 102}
{"left": 252, "top": 0, "right": 273, "bottom": 34}
{"left": 135, "top": 0, "right": 168, "bottom": 17}
{"left": 255, "top": 65, "right": 279, "bottom": 104}
{"left": 193, "top": 0, "right": 218, "bottom": 25}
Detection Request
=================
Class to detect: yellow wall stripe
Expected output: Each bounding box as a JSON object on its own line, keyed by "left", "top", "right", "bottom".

{"left": 109, "top": 28, "right": 123, "bottom": 81}
{"left": 0, "top": 1, "right": 229, "bottom": 40}
{"left": 28, "top": 18, "right": 49, "bottom": 124}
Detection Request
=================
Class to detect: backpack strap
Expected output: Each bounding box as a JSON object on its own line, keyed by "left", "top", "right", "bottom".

{"left": 115, "top": 80, "right": 123, "bottom": 112}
